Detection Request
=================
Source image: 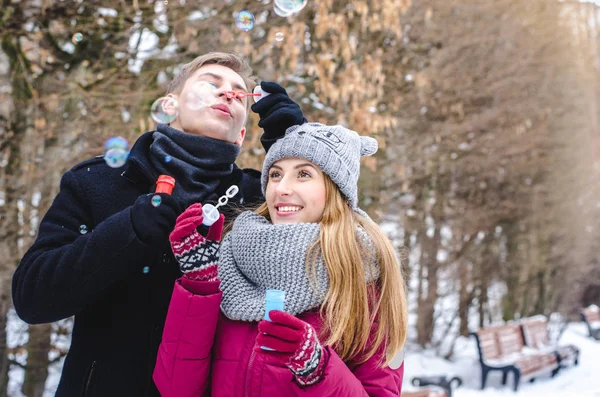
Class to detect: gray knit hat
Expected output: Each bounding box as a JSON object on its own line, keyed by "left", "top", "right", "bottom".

{"left": 261, "top": 123, "right": 378, "bottom": 209}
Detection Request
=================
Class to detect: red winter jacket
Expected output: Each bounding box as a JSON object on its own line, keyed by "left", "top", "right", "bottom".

{"left": 153, "top": 278, "right": 404, "bottom": 397}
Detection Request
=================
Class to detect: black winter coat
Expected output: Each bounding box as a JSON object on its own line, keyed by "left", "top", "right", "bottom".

{"left": 11, "top": 131, "right": 263, "bottom": 397}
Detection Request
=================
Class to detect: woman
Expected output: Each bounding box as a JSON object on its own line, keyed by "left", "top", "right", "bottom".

{"left": 153, "top": 123, "right": 408, "bottom": 396}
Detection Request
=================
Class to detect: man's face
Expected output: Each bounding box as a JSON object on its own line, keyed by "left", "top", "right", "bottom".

{"left": 169, "top": 64, "right": 248, "bottom": 145}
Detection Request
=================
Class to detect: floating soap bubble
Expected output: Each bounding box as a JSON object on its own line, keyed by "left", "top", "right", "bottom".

{"left": 143, "top": 266, "right": 150, "bottom": 274}
{"left": 151, "top": 194, "right": 162, "bottom": 207}
{"left": 79, "top": 225, "right": 88, "bottom": 234}
{"left": 274, "top": 0, "right": 308, "bottom": 14}
{"left": 150, "top": 96, "right": 179, "bottom": 124}
{"left": 185, "top": 81, "right": 218, "bottom": 110}
{"left": 275, "top": 32, "right": 285, "bottom": 41}
{"left": 104, "top": 136, "right": 129, "bottom": 152}
{"left": 72, "top": 32, "right": 83, "bottom": 44}
{"left": 104, "top": 148, "right": 129, "bottom": 168}
{"left": 273, "top": 0, "right": 307, "bottom": 16}
{"left": 273, "top": 4, "right": 293, "bottom": 17}
{"left": 164, "top": 155, "right": 172, "bottom": 163}
{"left": 235, "top": 11, "right": 255, "bottom": 31}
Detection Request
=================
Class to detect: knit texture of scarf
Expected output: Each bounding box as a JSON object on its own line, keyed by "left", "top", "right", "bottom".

{"left": 148, "top": 124, "right": 240, "bottom": 206}
{"left": 218, "top": 211, "right": 380, "bottom": 322}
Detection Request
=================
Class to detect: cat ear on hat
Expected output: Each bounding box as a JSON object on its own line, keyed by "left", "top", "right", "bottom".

{"left": 360, "top": 136, "right": 378, "bottom": 156}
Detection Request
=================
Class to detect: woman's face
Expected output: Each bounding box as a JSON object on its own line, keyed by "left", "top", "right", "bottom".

{"left": 266, "top": 158, "right": 327, "bottom": 224}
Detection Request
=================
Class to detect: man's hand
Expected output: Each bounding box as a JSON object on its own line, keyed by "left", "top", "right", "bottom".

{"left": 130, "top": 193, "right": 182, "bottom": 246}
{"left": 251, "top": 81, "right": 306, "bottom": 152}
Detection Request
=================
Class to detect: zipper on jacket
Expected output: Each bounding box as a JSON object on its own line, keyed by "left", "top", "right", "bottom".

{"left": 244, "top": 349, "right": 256, "bottom": 397}
{"left": 82, "top": 361, "right": 97, "bottom": 397}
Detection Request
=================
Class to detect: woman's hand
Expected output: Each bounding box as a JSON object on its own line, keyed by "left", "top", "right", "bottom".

{"left": 169, "top": 203, "right": 224, "bottom": 281}
{"left": 255, "top": 310, "right": 328, "bottom": 387}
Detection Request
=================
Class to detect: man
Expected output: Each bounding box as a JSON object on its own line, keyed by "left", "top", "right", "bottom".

{"left": 12, "top": 52, "right": 305, "bottom": 397}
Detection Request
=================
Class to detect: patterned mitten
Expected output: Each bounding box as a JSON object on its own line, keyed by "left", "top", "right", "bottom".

{"left": 169, "top": 203, "right": 225, "bottom": 281}
{"left": 255, "top": 310, "right": 328, "bottom": 387}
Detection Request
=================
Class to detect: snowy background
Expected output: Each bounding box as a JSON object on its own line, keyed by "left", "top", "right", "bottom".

{"left": 6, "top": 311, "right": 600, "bottom": 396}
{"left": 3, "top": 0, "right": 600, "bottom": 396}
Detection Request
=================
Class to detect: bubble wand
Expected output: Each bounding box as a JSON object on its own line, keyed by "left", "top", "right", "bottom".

{"left": 222, "top": 86, "right": 271, "bottom": 103}
{"left": 201, "top": 185, "right": 239, "bottom": 226}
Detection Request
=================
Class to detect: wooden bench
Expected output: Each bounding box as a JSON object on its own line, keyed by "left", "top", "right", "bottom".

{"left": 471, "top": 323, "right": 559, "bottom": 391}
{"left": 520, "top": 316, "right": 579, "bottom": 368}
{"left": 580, "top": 305, "right": 600, "bottom": 340}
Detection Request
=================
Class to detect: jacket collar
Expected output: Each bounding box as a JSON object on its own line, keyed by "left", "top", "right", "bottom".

{"left": 120, "top": 131, "right": 158, "bottom": 186}
{"left": 120, "top": 130, "right": 246, "bottom": 199}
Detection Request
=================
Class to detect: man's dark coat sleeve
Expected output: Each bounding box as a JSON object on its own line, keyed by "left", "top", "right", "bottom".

{"left": 12, "top": 169, "right": 148, "bottom": 324}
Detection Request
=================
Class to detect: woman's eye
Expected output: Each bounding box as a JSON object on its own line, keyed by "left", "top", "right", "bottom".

{"left": 299, "top": 170, "right": 311, "bottom": 178}
{"left": 269, "top": 171, "right": 281, "bottom": 179}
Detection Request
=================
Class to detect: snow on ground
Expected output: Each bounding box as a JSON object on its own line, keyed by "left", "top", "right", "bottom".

{"left": 402, "top": 322, "right": 600, "bottom": 397}
{"left": 6, "top": 310, "right": 599, "bottom": 396}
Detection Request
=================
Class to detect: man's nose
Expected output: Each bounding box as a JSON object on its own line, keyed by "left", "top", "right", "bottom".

{"left": 216, "top": 83, "right": 235, "bottom": 100}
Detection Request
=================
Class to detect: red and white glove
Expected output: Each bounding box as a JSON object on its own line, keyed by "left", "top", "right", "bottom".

{"left": 169, "top": 203, "right": 225, "bottom": 282}
{"left": 255, "top": 310, "right": 328, "bottom": 387}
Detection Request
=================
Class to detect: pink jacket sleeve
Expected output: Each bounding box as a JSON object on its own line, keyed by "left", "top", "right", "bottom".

{"left": 295, "top": 346, "right": 404, "bottom": 396}
{"left": 153, "top": 278, "right": 222, "bottom": 397}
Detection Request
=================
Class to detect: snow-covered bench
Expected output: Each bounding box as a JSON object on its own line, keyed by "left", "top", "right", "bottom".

{"left": 520, "top": 316, "right": 579, "bottom": 369}
{"left": 471, "top": 323, "right": 559, "bottom": 391}
{"left": 580, "top": 305, "right": 600, "bottom": 340}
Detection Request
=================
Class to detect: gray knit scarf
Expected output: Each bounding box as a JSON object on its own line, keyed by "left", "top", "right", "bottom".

{"left": 218, "top": 211, "right": 380, "bottom": 322}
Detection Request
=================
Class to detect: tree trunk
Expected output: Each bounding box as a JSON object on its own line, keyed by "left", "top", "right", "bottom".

{"left": 22, "top": 324, "right": 52, "bottom": 397}
{"left": 503, "top": 222, "right": 522, "bottom": 321}
{"left": 458, "top": 259, "right": 471, "bottom": 336}
{"left": 0, "top": 275, "right": 11, "bottom": 397}
{"left": 478, "top": 275, "right": 489, "bottom": 328}
{"left": 417, "top": 223, "right": 438, "bottom": 347}
{"left": 1, "top": 34, "right": 52, "bottom": 396}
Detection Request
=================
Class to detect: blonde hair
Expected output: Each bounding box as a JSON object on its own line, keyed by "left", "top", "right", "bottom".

{"left": 166, "top": 52, "right": 256, "bottom": 111}
{"left": 255, "top": 175, "right": 408, "bottom": 367}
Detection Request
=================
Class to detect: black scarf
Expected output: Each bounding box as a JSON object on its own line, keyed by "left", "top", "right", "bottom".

{"left": 148, "top": 124, "right": 241, "bottom": 206}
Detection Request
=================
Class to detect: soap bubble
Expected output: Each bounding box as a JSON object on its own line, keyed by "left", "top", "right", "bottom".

{"left": 79, "top": 225, "right": 88, "bottom": 234}
{"left": 235, "top": 11, "right": 255, "bottom": 31}
{"left": 103, "top": 137, "right": 129, "bottom": 168}
{"left": 273, "top": 4, "right": 293, "bottom": 17}
{"left": 143, "top": 266, "right": 150, "bottom": 274}
{"left": 151, "top": 194, "right": 162, "bottom": 207}
{"left": 150, "top": 96, "right": 179, "bottom": 124}
{"left": 104, "top": 148, "right": 129, "bottom": 168}
{"left": 104, "top": 136, "right": 129, "bottom": 152}
{"left": 72, "top": 32, "right": 83, "bottom": 44}
{"left": 164, "top": 155, "right": 172, "bottom": 163}
{"left": 103, "top": 136, "right": 129, "bottom": 168}
{"left": 185, "top": 81, "right": 218, "bottom": 110}
{"left": 275, "top": 32, "right": 285, "bottom": 41}
{"left": 274, "top": 0, "right": 307, "bottom": 15}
